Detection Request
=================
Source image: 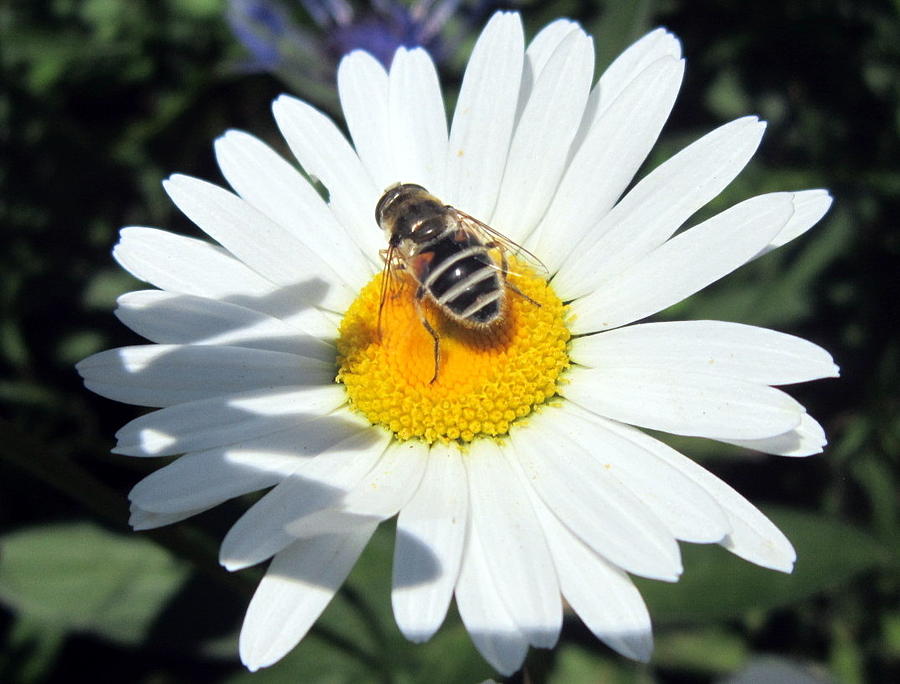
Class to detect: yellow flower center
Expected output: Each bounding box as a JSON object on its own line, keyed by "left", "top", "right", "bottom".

{"left": 336, "top": 260, "right": 570, "bottom": 443}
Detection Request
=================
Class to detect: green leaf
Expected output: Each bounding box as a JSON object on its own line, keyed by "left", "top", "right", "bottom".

{"left": 589, "top": 0, "right": 656, "bottom": 74}
{"left": 705, "top": 69, "right": 753, "bottom": 120}
{"left": 82, "top": 267, "right": 141, "bottom": 311}
{"left": 652, "top": 626, "right": 747, "bottom": 673}
{"left": 0, "top": 522, "right": 190, "bottom": 645}
{"left": 412, "top": 618, "right": 497, "bottom": 684}
{"left": 1, "top": 614, "right": 66, "bottom": 684}
{"left": 882, "top": 611, "right": 900, "bottom": 659}
{"left": 548, "top": 644, "right": 641, "bottom": 684}
{"left": 56, "top": 330, "right": 108, "bottom": 366}
{"left": 636, "top": 507, "right": 886, "bottom": 623}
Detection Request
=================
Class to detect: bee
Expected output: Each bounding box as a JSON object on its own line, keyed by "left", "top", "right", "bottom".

{"left": 375, "top": 183, "right": 543, "bottom": 383}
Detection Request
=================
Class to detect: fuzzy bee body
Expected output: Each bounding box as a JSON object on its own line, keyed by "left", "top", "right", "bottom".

{"left": 406, "top": 219, "right": 505, "bottom": 327}
{"left": 375, "top": 183, "right": 541, "bottom": 382}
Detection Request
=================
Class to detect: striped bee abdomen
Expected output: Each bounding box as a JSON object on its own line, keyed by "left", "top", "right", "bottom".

{"left": 424, "top": 236, "right": 503, "bottom": 325}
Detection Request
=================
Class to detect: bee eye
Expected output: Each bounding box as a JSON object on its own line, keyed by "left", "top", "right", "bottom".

{"left": 375, "top": 193, "right": 394, "bottom": 226}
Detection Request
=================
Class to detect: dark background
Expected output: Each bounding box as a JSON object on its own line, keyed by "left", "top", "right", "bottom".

{"left": 2, "top": 0, "right": 898, "bottom": 681}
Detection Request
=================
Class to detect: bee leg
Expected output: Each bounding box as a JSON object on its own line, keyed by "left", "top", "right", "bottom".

{"left": 490, "top": 244, "right": 541, "bottom": 307}
{"left": 414, "top": 287, "right": 441, "bottom": 384}
{"left": 507, "top": 281, "right": 541, "bottom": 307}
{"left": 390, "top": 263, "right": 408, "bottom": 299}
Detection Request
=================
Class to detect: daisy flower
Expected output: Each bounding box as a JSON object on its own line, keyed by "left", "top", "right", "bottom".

{"left": 78, "top": 11, "right": 838, "bottom": 675}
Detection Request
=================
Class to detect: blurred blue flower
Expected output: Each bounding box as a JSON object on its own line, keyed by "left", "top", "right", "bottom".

{"left": 228, "top": 0, "right": 297, "bottom": 70}
{"left": 227, "top": 0, "right": 468, "bottom": 106}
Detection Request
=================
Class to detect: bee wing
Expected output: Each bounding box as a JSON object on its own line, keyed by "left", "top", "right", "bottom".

{"left": 448, "top": 208, "right": 549, "bottom": 275}
{"left": 377, "top": 244, "right": 403, "bottom": 336}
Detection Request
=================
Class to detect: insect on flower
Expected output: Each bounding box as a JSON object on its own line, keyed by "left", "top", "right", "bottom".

{"left": 375, "top": 182, "right": 545, "bottom": 383}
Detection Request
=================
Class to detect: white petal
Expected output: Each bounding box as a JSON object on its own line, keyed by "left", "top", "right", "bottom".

{"left": 555, "top": 117, "right": 767, "bottom": 300}
{"left": 129, "top": 411, "right": 374, "bottom": 514}
{"left": 569, "top": 192, "right": 796, "bottom": 334}
{"left": 597, "top": 419, "right": 796, "bottom": 572}
{"left": 113, "top": 228, "right": 337, "bottom": 339}
{"left": 563, "top": 366, "right": 804, "bottom": 440}
{"left": 219, "top": 420, "right": 389, "bottom": 571}
{"left": 540, "top": 403, "right": 730, "bottom": 544}
{"left": 723, "top": 413, "right": 828, "bottom": 457}
{"left": 113, "top": 386, "right": 347, "bottom": 457}
{"left": 393, "top": 445, "right": 468, "bottom": 642}
{"left": 239, "top": 526, "right": 376, "bottom": 671}
{"left": 454, "top": 519, "right": 529, "bottom": 676}
{"left": 491, "top": 28, "right": 595, "bottom": 242}
{"left": 465, "top": 440, "right": 561, "bottom": 648}
{"left": 163, "top": 175, "right": 353, "bottom": 312}
{"left": 591, "top": 28, "right": 682, "bottom": 119}
{"left": 115, "top": 290, "right": 334, "bottom": 361}
{"left": 517, "top": 19, "right": 580, "bottom": 108}
{"left": 284, "top": 439, "right": 429, "bottom": 538}
{"left": 129, "top": 449, "right": 293, "bottom": 514}
{"left": 272, "top": 95, "right": 383, "bottom": 261}
{"left": 761, "top": 189, "right": 833, "bottom": 253}
{"left": 388, "top": 48, "right": 447, "bottom": 193}
{"left": 338, "top": 51, "right": 393, "bottom": 192}
{"left": 570, "top": 320, "right": 839, "bottom": 385}
{"left": 531, "top": 492, "right": 653, "bottom": 661}
{"left": 444, "top": 11, "right": 523, "bottom": 217}
{"left": 508, "top": 413, "right": 682, "bottom": 579}
{"left": 543, "top": 30, "right": 682, "bottom": 261}
{"left": 114, "top": 227, "right": 269, "bottom": 297}
{"left": 214, "top": 129, "right": 373, "bottom": 286}
{"left": 528, "top": 56, "right": 684, "bottom": 272}
{"left": 129, "top": 503, "right": 207, "bottom": 530}
{"left": 77, "top": 344, "right": 334, "bottom": 407}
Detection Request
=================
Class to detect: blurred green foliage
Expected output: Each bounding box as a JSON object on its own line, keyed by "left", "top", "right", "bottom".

{"left": 2, "top": 0, "right": 899, "bottom": 682}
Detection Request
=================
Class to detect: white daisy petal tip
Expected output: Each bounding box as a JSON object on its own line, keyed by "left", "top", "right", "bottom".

{"left": 397, "top": 625, "right": 436, "bottom": 645}
{"left": 128, "top": 502, "right": 202, "bottom": 531}
{"left": 764, "top": 188, "right": 835, "bottom": 252}
{"left": 603, "top": 627, "right": 654, "bottom": 663}
{"left": 626, "top": 639, "right": 654, "bottom": 663}
{"left": 161, "top": 173, "right": 183, "bottom": 190}
{"left": 219, "top": 556, "right": 245, "bottom": 573}
{"left": 655, "top": 28, "right": 682, "bottom": 57}
{"left": 345, "top": 47, "right": 380, "bottom": 61}
{"left": 128, "top": 506, "right": 166, "bottom": 531}
{"left": 161, "top": 175, "right": 197, "bottom": 207}
{"left": 724, "top": 413, "right": 829, "bottom": 457}
{"left": 722, "top": 498, "right": 798, "bottom": 572}
{"left": 273, "top": 92, "right": 295, "bottom": 105}
{"left": 726, "top": 531, "right": 797, "bottom": 574}
{"left": 110, "top": 439, "right": 164, "bottom": 458}
{"left": 623, "top": 28, "right": 682, "bottom": 71}
{"left": 213, "top": 128, "right": 252, "bottom": 158}
{"left": 735, "top": 114, "right": 767, "bottom": 140}
{"left": 642, "top": 26, "right": 681, "bottom": 53}
{"left": 219, "top": 540, "right": 275, "bottom": 573}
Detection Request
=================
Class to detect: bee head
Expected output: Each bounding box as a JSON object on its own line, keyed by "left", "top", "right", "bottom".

{"left": 375, "top": 183, "right": 429, "bottom": 233}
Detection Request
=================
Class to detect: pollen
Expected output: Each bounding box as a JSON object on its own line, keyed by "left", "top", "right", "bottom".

{"left": 336, "top": 261, "right": 570, "bottom": 443}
